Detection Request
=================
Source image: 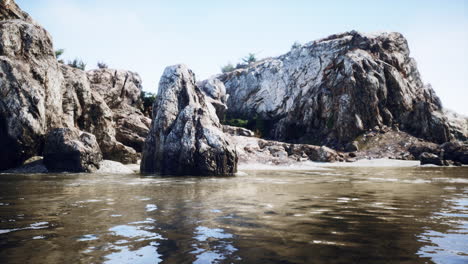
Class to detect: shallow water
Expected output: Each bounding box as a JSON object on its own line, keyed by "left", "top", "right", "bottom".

{"left": 0, "top": 167, "right": 467, "bottom": 264}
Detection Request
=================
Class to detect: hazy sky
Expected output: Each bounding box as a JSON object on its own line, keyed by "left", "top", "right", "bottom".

{"left": 18, "top": 0, "right": 468, "bottom": 115}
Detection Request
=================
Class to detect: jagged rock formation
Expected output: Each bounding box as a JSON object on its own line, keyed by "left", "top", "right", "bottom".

{"left": 61, "top": 65, "right": 138, "bottom": 163}
{"left": 0, "top": 10, "right": 63, "bottom": 170}
{"left": 141, "top": 65, "right": 238, "bottom": 176}
{"left": 43, "top": 128, "right": 102, "bottom": 172}
{"left": 0, "top": 1, "right": 144, "bottom": 170}
{"left": 0, "top": 0, "right": 34, "bottom": 22}
{"left": 88, "top": 69, "right": 151, "bottom": 153}
{"left": 214, "top": 31, "right": 468, "bottom": 146}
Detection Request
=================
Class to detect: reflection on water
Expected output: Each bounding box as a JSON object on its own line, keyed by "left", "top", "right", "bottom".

{"left": 0, "top": 167, "right": 467, "bottom": 264}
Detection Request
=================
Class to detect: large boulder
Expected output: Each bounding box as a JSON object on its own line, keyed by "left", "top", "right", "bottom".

{"left": 0, "top": 6, "right": 63, "bottom": 170}
{"left": 441, "top": 141, "right": 468, "bottom": 164}
{"left": 213, "top": 31, "right": 467, "bottom": 146}
{"left": 61, "top": 65, "right": 138, "bottom": 164}
{"left": 141, "top": 65, "right": 238, "bottom": 176}
{"left": 43, "top": 128, "right": 102, "bottom": 172}
{"left": 419, "top": 152, "right": 443, "bottom": 166}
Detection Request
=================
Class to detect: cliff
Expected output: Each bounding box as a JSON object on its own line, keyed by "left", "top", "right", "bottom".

{"left": 213, "top": 31, "right": 468, "bottom": 147}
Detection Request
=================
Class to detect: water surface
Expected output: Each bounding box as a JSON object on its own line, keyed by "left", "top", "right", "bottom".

{"left": 0, "top": 167, "right": 467, "bottom": 263}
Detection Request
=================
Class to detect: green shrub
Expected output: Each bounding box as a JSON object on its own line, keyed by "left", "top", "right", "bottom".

{"left": 140, "top": 91, "right": 157, "bottom": 117}
{"left": 224, "top": 118, "right": 249, "bottom": 128}
{"left": 221, "top": 63, "right": 235, "bottom": 73}
{"left": 97, "top": 61, "right": 108, "bottom": 69}
{"left": 67, "top": 58, "right": 86, "bottom": 70}
{"left": 242, "top": 53, "right": 257, "bottom": 65}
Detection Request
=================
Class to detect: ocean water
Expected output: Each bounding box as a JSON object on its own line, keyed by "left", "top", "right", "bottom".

{"left": 0, "top": 167, "right": 467, "bottom": 264}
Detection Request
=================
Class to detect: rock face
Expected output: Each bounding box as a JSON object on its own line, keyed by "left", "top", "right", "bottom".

{"left": 43, "top": 128, "right": 102, "bottom": 172}
{"left": 0, "top": 10, "right": 63, "bottom": 170}
{"left": 0, "top": 0, "right": 34, "bottom": 22}
{"left": 214, "top": 31, "right": 468, "bottom": 146}
{"left": 141, "top": 65, "right": 238, "bottom": 176}
{"left": 88, "top": 68, "right": 151, "bottom": 154}
{"left": 61, "top": 65, "right": 138, "bottom": 164}
{"left": 0, "top": 1, "right": 143, "bottom": 171}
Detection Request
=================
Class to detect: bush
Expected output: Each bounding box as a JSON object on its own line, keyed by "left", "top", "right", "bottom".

{"left": 221, "top": 63, "right": 235, "bottom": 73}
{"left": 55, "top": 49, "right": 64, "bottom": 59}
{"left": 291, "top": 41, "right": 301, "bottom": 50}
{"left": 242, "top": 53, "right": 257, "bottom": 65}
{"left": 67, "top": 58, "right": 86, "bottom": 70}
{"left": 97, "top": 61, "right": 108, "bottom": 69}
{"left": 140, "top": 91, "right": 157, "bottom": 117}
{"left": 224, "top": 118, "right": 249, "bottom": 128}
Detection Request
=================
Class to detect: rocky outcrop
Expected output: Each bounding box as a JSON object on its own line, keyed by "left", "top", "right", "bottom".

{"left": 141, "top": 65, "right": 238, "bottom": 176}
{"left": 60, "top": 65, "right": 138, "bottom": 164}
{"left": 0, "top": 0, "right": 34, "bottom": 22}
{"left": 43, "top": 128, "right": 102, "bottom": 172}
{"left": 0, "top": 1, "right": 143, "bottom": 171}
{"left": 0, "top": 11, "right": 63, "bottom": 170}
{"left": 87, "top": 68, "right": 151, "bottom": 154}
{"left": 213, "top": 31, "right": 468, "bottom": 146}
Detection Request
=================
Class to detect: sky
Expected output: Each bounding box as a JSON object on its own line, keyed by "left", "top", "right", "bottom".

{"left": 17, "top": 0, "right": 468, "bottom": 115}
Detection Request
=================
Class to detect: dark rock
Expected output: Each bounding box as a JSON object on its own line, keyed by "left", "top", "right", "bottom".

{"left": 440, "top": 141, "right": 468, "bottom": 164}
{"left": 345, "top": 141, "right": 359, "bottom": 152}
{"left": 408, "top": 142, "right": 440, "bottom": 159}
{"left": 419, "top": 152, "right": 443, "bottom": 166}
{"left": 43, "top": 128, "right": 102, "bottom": 172}
{"left": 141, "top": 65, "right": 238, "bottom": 176}
{"left": 349, "top": 152, "right": 357, "bottom": 158}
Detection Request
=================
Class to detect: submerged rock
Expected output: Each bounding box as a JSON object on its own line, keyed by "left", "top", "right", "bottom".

{"left": 213, "top": 31, "right": 467, "bottom": 146}
{"left": 43, "top": 128, "right": 102, "bottom": 172}
{"left": 419, "top": 152, "right": 443, "bottom": 166}
{"left": 141, "top": 65, "right": 238, "bottom": 176}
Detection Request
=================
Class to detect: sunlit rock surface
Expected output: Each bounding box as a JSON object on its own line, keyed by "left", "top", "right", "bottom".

{"left": 141, "top": 65, "right": 238, "bottom": 175}
{"left": 0, "top": 8, "right": 63, "bottom": 170}
{"left": 213, "top": 31, "right": 468, "bottom": 146}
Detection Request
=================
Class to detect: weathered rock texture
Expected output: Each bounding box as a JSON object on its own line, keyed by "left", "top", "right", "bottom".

{"left": 215, "top": 31, "right": 468, "bottom": 146}
{"left": 0, "top": 10, "right": 63, "bottom": 170}
{"left": 0, "top": 1, "right": 144, "bottom": 170}
{"left": 0, "top": 0, "right": 34, "bottom": 22}
{"left": 141, "top": 65, "right": 238, "bottom": 175}
{"left": 43, "top": 128, "right": 102, "bottom": 172}
{"left": 229, "top": 134, "right": 342, "bottom": 166}
{"left": 61, "top": 65, "right": 138, "bottom": 164}
{"left": 88, "top": 68, "right": 151, "bottom": 154}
